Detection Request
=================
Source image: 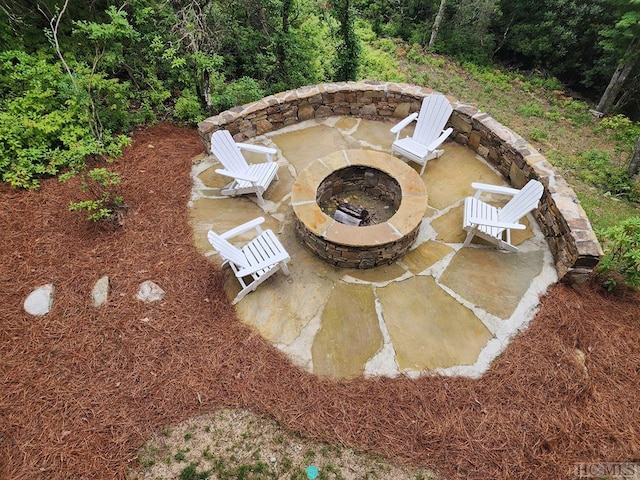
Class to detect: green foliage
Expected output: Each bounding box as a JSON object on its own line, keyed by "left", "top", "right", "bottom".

{"left": 597, "top": 216, "right": 640, "bottom": 291}
{"left": 405, "top": 44, "right": 429, "bottom": 65}
{"left": 573, "top": 150, "right": 640, "bottom": 201}
{"left": 359, "top": 33, "right": 405, "bottom": 81}
{"left": 332, "top": 1, "right": 362, "bottom": 81}
{"left": 560, "top": 99, "right": 595, "bottom": 126}
{"left": 527, "top": 73, "right": 565, "bottom": 91}
{"left": 0, "top": 50, "right": 128, "bottom": 188}
{"left": 272, "top": 12, "right": 335, "bottom": 91}
{"left": 463, "top": 62, "right": 513, "bottom": 91}
{"left": 224, "top": 77, "right": 265, "bottom": 106}
{"left": 174, "top": 89, "right": 206, "bottom": 124}
{"left": 495, "top": 0, "right": 613, "bottom": 91}
{"left": 517, "top": 102, "right": 545, "bottom": 118}
{"left": 174, "top": 448, "right": 188, "bottom": 462}
{"left": 179, "top": 462, "right": 211, "bottom": 480}
{"left": 528, "top": 127, "right": 548, "bottom": 142}
{"left": 211, "top": 77, "right": 265, "bottom": 112}
{"left": 596, "top": 114, "right": 640, "bottom": 149}
{"left": 66, "top": 167, "right": 126, "bottom": 223}
{"left": 434, "top": 0, "right": 500, "bottom": 64}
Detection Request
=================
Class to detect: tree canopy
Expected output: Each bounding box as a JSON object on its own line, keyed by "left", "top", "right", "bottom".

{"left": 3, "top": 0, "right": 640, "bottom": 188}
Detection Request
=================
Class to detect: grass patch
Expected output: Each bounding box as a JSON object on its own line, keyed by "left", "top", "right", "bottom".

{"left": 128, "top": 408, "right": 436, "bottom": 480}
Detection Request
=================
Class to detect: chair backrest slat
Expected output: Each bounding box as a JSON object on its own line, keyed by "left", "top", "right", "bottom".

{"left": 413, "top": 94, "right": 453, "bottom": 145}
{"left": 207, "top": 230, "right": 250, "bottom": 268}
{"left": 499, "top": 180, "right": 544, "bottom": 224}
{"left": 211, "top": 130, "right": 249, "bottom": 173}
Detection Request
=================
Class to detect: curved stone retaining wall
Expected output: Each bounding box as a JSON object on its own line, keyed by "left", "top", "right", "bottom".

{"left": 198, "top": 81, "right": 602, "bottom": 283}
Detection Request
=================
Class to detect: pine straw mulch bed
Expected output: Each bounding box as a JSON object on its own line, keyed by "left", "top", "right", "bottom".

{"left": 1, "top": 123, "right": 639, "bottom": 480}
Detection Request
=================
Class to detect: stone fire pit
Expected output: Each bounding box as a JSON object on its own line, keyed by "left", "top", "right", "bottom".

{"left": 291, "top": 149, "right": 428, "bottom": 269}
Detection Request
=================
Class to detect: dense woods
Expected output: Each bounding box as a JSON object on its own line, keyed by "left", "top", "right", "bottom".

{"left": 0, "top": 1, "right": 639, "bottom": 237}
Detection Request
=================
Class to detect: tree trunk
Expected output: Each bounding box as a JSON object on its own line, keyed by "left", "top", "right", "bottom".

{"left": 276, "top": 0, "right": 293, "bottom": 78}
{"left": 597, "top": 35, "right": 640, "bottom": 115}
{"left": 428, "top": 0, "right": 447, "bottom": 48}
{"left": 629, "top": 136, "right": 640, "bottom": 177}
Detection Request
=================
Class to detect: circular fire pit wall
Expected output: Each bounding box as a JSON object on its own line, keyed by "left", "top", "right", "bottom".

{"left": 291, "top": 150, "right": 428, "bottom": 269}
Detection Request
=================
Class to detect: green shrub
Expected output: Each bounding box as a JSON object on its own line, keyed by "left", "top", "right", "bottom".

{"left": 0, "top": 50, "right": 131, "bottom": 189}
{"left": 212, "top": 77, "right": 265, "bottom": 113}
{"left": 359, "top": 43, "right": 405, "bottom": 82}
{"left": 597, "top": 217, "right": 640, "bottom": 291}
{"left": 517, "top": 102, "right": 545, "bottom": 118}
{"left": 528, "top": 127, "right": 548, "bottom": 142}
{"left": 463, "top": 63, "right": 513, "bottom": 91}
{"left": 527, "top": 73, "right": 564, "bottom": 91}
{"left": 574, "top": 150, "right": 640, "bottom": 202}
{"left": 65, "top": 167, "right": 126, "bottom": 223}
{"left": 174, "top": 89, "right": 205, "bottom": 124}
{"left": 405, "top": 44, "right": 428, "bottom": 64}
{"left": 596, "top": 114, "right": 640, "bottom": 150}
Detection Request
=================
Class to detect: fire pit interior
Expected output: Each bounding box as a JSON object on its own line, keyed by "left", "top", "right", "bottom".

{"left": 291, "top": 149, "right": 428, "bottom": 269}
{"left": 317, "top": 166, "right": 401, "bottom": 226}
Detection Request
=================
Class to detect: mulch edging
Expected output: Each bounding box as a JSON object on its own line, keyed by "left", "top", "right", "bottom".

{"left": 1, "top": 124, "right": 638, "bottom": 480}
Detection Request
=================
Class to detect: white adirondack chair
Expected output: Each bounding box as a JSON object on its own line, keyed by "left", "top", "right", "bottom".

{"left": 462, "top": 180, "right": 544, "bottom": 252}
{"left": 207, "top": 217, "right": 290, "bottom": 304}
{"left": 390, "top": 93, "right": 454, "bottom": 175}
{"left": 210, "top": 129, "right": 279, "bottom": 205}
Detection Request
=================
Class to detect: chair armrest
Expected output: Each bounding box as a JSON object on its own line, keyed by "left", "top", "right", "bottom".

{"left": 390, "top": 113, "right": 419, "bottom": 140}
{"left": 235, "top": 251, "right": 289, "bottom": 277}
{"left": 471, "top": 182, "right": 521, "bottom": 199}
{"left": 426, "top": 127, "right": 453, "bottom": 151}
{"left": 466, "top": 216, "right": 527, "bottom": 230}
{"left": 236, "top": 143, "right": 277, "bottom": 162}
{"left": 215, "top": 168, "right": 259, "bottom": 183}
{"left": 220, "top": 217, "right": 266, "bottom": 240}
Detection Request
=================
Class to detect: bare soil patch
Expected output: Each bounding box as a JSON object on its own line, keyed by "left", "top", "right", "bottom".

{"left": 1, "top": 123, "right": 639, "bottom": 480}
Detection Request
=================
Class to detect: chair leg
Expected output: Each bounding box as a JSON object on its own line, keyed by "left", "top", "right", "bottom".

{"left": 220, "top": 184, "right": 237, "bottom": 197}
{"left": 232, "top": 285, "right": 254, "bottom": 304}
{"left": 463, "top": 229, "right": 476, "bottom": 247}
{"left": 280, "top": 261, "right": 290, "bottom": 276}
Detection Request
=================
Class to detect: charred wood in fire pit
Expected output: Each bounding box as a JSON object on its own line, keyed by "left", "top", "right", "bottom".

{"left": 335, "top": 202, "right": 370, "bottom": 226}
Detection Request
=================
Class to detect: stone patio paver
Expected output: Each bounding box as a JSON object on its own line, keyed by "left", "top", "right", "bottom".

{"left": 377, "top": 276, "right": 493, "bottom": 370}
{"left": 312, "top": 283, "right": 383, "bottom": 378}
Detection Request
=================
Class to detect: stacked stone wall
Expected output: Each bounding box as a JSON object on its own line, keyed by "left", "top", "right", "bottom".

{"left": 198, "top": 81, "right": 602, "bottom": 283}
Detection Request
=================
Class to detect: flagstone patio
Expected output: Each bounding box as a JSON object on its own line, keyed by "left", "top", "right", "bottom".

{"left": 189, "top": 116, "right": 558, "bottom": 379}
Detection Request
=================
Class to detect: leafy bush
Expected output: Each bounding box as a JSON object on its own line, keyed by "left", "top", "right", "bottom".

{"left": 359, "top": 43, "right": 405, "bottom": 82}
{"left": 527, "top": 73, "right": 564, "bottom": 92}
{"left": 174, "top": 89, "right": 205, "bottom": 124}
{"left": 463, "top": 63, "right": 513, "bottom": 92}
{"left": 597, "top": 217, "right": 640, "bottom": 291}
{"left": 574, "top": 150, "right": 640, "bottom": 202}
{"left": 596, "top": 114, "right": 640, "bottom": 150}
{"left": 405, "top": 44, "right": 429, "bottom": 64}
{"left": 0, "top": 50, "right": 129, "bottom": 188}
{"left": 373, "top": 37, "right": 397, "bottom": 54}
{"left": 211, "top": 77, "right": 265, "bottom": 113}
{"left": 528, "top": 127, "right": 548, "bottom": 142}
{"left": 517, "top": 102, "right": 545, "bottom": 118}
{"left": 65, "top": 167, "right": 126, "bottom": 223}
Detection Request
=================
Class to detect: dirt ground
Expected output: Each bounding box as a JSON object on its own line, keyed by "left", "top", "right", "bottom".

{"left": 1, "top": 123, "right": 639, "bottom": 480}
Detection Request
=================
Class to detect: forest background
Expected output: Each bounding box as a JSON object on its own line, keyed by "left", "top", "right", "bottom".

{"left": 1, "top": 0, "right": 639, "bottom": 286}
